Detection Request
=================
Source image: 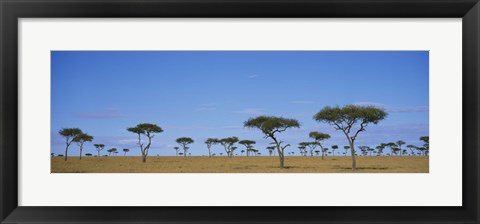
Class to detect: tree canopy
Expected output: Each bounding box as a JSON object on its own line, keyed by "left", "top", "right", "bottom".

{"left": 73, "top": 133, "right": 93, "bottom": 144}
{"left": 313, "top": 105, "right": 387, "bottom": 140}
{"left": 244, "top": 116, "right": 300, "bottom": 137}
{"left": 59, "top": 128, "right": 83, "bottom": 139}
{"left": 127, "top": 123, "right": 163, "bottom": 135}
{"left": 176, "top": 137, "right": 194, "bottom": 145}
{"left": 309, "top": 132, "right": 330, "bottom": 142}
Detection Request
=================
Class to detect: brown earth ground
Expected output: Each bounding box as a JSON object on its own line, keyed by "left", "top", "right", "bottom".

{"left": 51, "top": 156, "right": 429, "bottom": 173}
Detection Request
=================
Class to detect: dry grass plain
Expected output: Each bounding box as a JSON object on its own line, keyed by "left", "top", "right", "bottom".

{"left": 51, "top": 156, "right": 428, "bottom": 173}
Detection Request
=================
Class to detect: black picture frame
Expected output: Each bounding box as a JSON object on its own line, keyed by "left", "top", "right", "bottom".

{"left": 1, "top": 0, "right": 479, "bottom": 223}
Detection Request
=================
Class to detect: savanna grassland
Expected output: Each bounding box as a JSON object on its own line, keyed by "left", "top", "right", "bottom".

{"left": 51, "top": 156, "right": 429, "bottom": 173}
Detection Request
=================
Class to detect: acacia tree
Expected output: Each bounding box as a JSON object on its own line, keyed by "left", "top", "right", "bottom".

{"left": 314, "top": 105, "right": 387, "bottom": 171}
{"left": 406, "top": 144, "right": 417, "bottom": 156}
{"left": 267, "top": 146, "right": 276, "bottom": 156}
{"left": 93, "top": 144, "right": 105, "bottom": 157}
{"left": 73, "top": 133, "right": 93, "bottom": 160}
{"left": 297, "top": 145, "right": 307, "bottom": 156}
{"left": 244, "top": 116, "right": 300, "bottom": 169}
{"left": 123, "top": 148, "right": 130, "bottom": 156}
{"left": 309, "top": 131, "right": 330, "bottom": 160}
{"left": 219, "top": 137, "right": 239, "bottom": 157}
{"left": 231, "top": 146, "right": 238, "bottom": 156}
{"left": 239, "top": 140, "right": 256, "bottom": 157}
{"left": 205, "top": 138, "right": 219, "bottom": 157}
{"left": 127, "top": 123, "right": 163, "bottom": 162}
{"left": 420, "top": 136, "right": 429, "bottom": 155}
{"left": 376, "top": 144, "right": 385, "bottom": 156}
{"left": 343, "top": 146, "right": 350, "bottom": 156}
{"left": 173, "top": 146, "right": 180, "bottom": 156}
{"left": 359, "top": 146, "right": 369, "bottom": 157}
{"left": 331, "top": 145, "right": 338, "bottom": 156}
{"left": 299, "top": 142, "right": 317, "bottom": 157}
{"left": 176, "top": 137, "right": 194, "bottom": 158}
{"left": 386, "top": 142, "right": 398, "bottom": 156}
{"left": 396, "top": 140, "right": 406, "bottom": 155}
{"left": 59, "top": 128, "right": 83, "bottom": 161}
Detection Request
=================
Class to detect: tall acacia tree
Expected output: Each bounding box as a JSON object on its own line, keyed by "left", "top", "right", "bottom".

{"left": 73, "top": 133, "right": 93, "bottom": 160}
{"left": 309, "top": 131, "right": 330, "bottom": 160}
{"left": 123, "top": 148, "right": 130, "bottom": 156}
{"left": 239, "top": 140, "right": 256, "bottom": 157}
{"left": 176, "top": 137, "right": 194, "bottom": 158}
{"left": 127, "top": 123, "right": 163, "bottom": 162}
{"left": 219, "top": 137, "right": 239, "bottom": 157}
{"left": 93, "top": 144, "right": 105, "bottom": 157}
{"left": 204, "top": 138, "right": 219, "bottom": 157}
{"left": 314, "top": 105, "right": 387, "bottom": 171}
{"left": 244, "top": 116, "right": 300, "bottom": 169}
{"left": 59, "top": 128, "right": 83, "bottom": 161}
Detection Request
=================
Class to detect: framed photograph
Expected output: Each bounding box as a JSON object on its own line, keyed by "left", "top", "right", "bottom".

{"left": 1, "top": 0, "right": 479, "bottom": 223}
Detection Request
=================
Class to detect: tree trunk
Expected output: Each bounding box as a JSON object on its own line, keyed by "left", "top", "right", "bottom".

{"left": 142, "top": 154, "right": 147, "bottom": 162}
{"left": 79, "top": 146, "right": 83, "bottom": 160}
{"left": 322, "top": 151, "right": 324, "bottom": 160}
{"left": 279, "top": 151, "right": 284, "bottom": 168}
{"left": 349, "top": 141, "right": 356, "bottom": 171}
{"left": 97, "top": 151, "right": 100, "bottom": 156}
{"left": 64, "top": 146, "right": 68, "bottom": 161}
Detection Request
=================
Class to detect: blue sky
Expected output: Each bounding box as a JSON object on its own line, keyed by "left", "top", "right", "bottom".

{"left": 51, "top": 51, "right": 429, "bottom": 156}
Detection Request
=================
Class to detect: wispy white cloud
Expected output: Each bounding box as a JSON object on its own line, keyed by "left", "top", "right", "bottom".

{"left": 236, "top": 108, "right": 265, "bottom": 115}
{"left": 248, "top": 75, "right": 258, "bottom": 79}
{"left": 73, "top": 108, "right": 125, "bottom": 119}
{"left": 352, "top": 102, "right": 429, "bottom": 113}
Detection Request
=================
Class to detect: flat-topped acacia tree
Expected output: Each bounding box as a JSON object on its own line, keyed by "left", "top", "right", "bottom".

{"left": 173, "top": 146, "right": 180, "bottom": 156}
{"left": 73, "top": 133, "right": 93, "bottom": 160}
{"left": 127, "top": 123, "right": 163, "bottom": 162}
{"left": 93, "top": 144, "right": 105, "bottom": 157}
{"left": 331, "top": 145, "right": 338, "bottom": 156}
{"left": 239, "top": 140, "right": 256, "bottom": 157}
{"left": 299, "top": 142, "right": 317, "bottom": 157}
{"left": 176, "top": 137, "right": 194, "bottom": 157}
{"left": 420, "top": 136, "right": 429, "bottom": 152}
{"left": 244, "top": 116, "right": 300, "bottom": 169}
{"left": 314, "top": 105, "right": 387, "bottom": 171}
{"left": 219, "top": 137, "right": 239, "bottom": 157}
{"left": 298, "top": 145, "right": 307, "bottom": 156}
{"left": 309, "top": 131, "right": 330, "bottom": 160}
{"left": 123, "top": 148, "right": 129, "bottom": 156}
{"left": 59, "top": 128, "right": 83, "bottom": 161}
{"left": 204, "top": 138, "right": 219, "bottom": 157}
